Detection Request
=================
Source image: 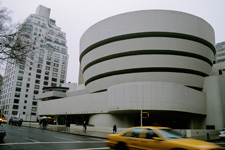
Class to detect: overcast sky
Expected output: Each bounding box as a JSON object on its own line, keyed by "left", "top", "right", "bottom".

{"left": 1, "top": 0, "right": 224, "bottom": 83}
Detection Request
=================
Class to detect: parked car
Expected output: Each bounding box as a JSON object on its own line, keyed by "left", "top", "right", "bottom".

{"left": 106, "top": 126, "right": 222, "bottom": 150}
{"left": 219, "top": 128, "right": 225, "bottom": 140}
{"left": 9, "top": 117, "right": 23, "bottom": 126}
{"left": 0, "top": 125, "right": 6, "bottom": 142}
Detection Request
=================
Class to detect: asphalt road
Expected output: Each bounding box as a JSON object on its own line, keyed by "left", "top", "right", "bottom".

{"left": 0, "top": 124, "right": 110, "bottom": 150}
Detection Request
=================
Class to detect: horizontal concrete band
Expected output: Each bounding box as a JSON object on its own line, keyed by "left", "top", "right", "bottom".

{"left": 80, "top": 32, "right": 216, "bottom": 62}
{"left": 82, "top": 50, "right": 213, "bottom": 73}
{"left": 81, "top": 37, "right": 214, "bottom": 67}
{"left": 85, "top": 67, "right": 208, "bottom": 85}
{"left": 86, "top": 72, "right": 204, "bottom": 93}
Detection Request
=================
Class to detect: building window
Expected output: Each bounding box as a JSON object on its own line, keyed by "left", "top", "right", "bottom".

{"left": 24, "top": 100, "right": 27, "bottom": 103}
{"left": 26, "top": 83, "right": 30, "bottom": 88}
{"left": 35, "top": 80, "right": 40, "bottom": 84}
{"left": 61, "top": 75, "right": 65, "bottom": 79}
{"left": 39, "top": 54, "right": 44, "bottom": 58}
{"left": 60, "top": 79, "right": 64, "bottom": 83}
{"left": 15, "top": 93, "right": 20, "bottom": 97}
{"left": 53, "top": 68, "right": 58, "bottom": 72}
{"left": 24, "top": 106, "right": 26, "bottom": 109}
{"left": 55, "top": 53, "right": 60, "bottom": 58}
{"left": 34, "top": 90, "right": 39, "bottom": 95}
{"left": 45, "top": 71, "right": 49, "bottom": 75}
{"left": 44, "top": 81, "right": 48, "bottom": 85}
{"left": 44, "top": 76, "right": 49, "bottom": 80}
{"left": 52, "top": 73, "right": 57, "bottom": 77}
{"left": 37, "top": 64, "right": 42, "bottom": 68}
{"left": 63, "top": 56, "right": 67, "bottom": 60}
{"left": 52, "top": 78, "right": 57, "bottom": 82}
{"left": 54, "top": 58, "right": 59, "bottom": 63}
{"left": 38, "top": 59, "right": 43, "bottom": 63}
{"left": 14, "top": 99, "right": 19, "bottom": 104}
{"left": 36, "top": 74, "right": 41, "bottom": 79}
{"left": 37, "top": 69, "right": 42, "bottom": 74}
{"left": 61, "top": 70, "right": 65, "bottom": 74}
{"left": 46, "top": 66, "right": 50, "bottom": 70}
{"left": 17, "top": 76, "right": 23, "bottom": 81}
{"left": 47, "top": 56, "right": 51, "bottom": 60}
{"left": 32, "top": 107, "right": 37, "bottom": 112}
{"left": 32, "top": 101, "right": 37, "bottom": 106}
{"left": 62, "top": 65, "right": 66, "bottom": 69}
{"left": 12, "top": 111, "right": 18, "bottom": 115}
{"left": 46, "top": 61, "right": 51, "bottom": 65}
{"left": 16, "top": 87, "right": 21, "bottom": 92}
{"left": 13, "top": 105, "right": 19, "bottom": 110}
{"left": 16, "top": 81, "right": 22, "bottom": 86}
{"left": 35, "top": 85, "right": 39, "bottom": 89}
{"left": 53, "top": 63, "right": 59, "bottom": 67}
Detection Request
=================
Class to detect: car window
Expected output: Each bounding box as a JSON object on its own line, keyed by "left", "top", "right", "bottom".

{"left": 145, "top": 129, "right": 158, "bottom": 139}
{"left": 131, "top": 128, "right": 142, "bottom": 138}
{"left": 222, "top": 129, "right": 225, "bottom": 131}
{"left": 122, "top": 128, "right": 142, "bottom": 138}
{"left": 123, "top": 129, "right": 134, "bottom": 137}
{"left": 158, "top": 129, "right": 183, "bottom": 140}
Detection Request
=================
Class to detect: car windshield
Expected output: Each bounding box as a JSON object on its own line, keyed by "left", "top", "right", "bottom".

{"left": 158, "top": 129, "right": 183, "bottom": 140}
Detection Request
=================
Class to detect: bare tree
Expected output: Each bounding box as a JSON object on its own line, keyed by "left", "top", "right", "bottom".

{"left": 0, "top": 6, "right": 35, "bottom": 72}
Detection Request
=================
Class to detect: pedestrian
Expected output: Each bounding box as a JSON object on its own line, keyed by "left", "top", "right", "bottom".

{"left": 83, "top": 121, "right": 87, "bottom": 133}
{"left": 66, "top": 120, "right": 70, "bottom": 131}
{"left": 113, "top": 124, "right": 117, "bottom": 133}
{"left": 42, "top": 118, "right": 48, "bottom": 129}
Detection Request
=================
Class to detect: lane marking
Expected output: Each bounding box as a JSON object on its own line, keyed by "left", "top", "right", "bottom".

{"left": 24, "top": 137, "right": 40, "bottom": 142}
{"left": 54, "top": 136, "right": 74, "bottom": 141}
{"left": 0, "top": 140, "right": 105, "bottom": 146}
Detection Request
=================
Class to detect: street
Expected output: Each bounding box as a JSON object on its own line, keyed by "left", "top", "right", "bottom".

{"left": 0, "top": 124, "right": 110, "bottom": 150}
{"left": 1, "top": 124, "right": 225, "bottom": 150}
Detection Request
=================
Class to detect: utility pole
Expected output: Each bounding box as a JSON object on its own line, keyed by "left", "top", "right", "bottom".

{"left": 140, "top": 110, "right": 142, "bottom": 127}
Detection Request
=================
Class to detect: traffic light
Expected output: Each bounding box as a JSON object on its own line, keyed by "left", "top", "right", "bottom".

{"left": 142, "top": 112, "right": 149, "bottom": 118}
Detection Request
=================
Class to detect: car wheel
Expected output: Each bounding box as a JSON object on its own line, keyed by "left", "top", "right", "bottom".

{"left": 116, "top": 142, "right": 128, "bottom": 150}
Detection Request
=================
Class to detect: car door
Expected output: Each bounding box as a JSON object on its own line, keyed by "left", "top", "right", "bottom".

{"left": 139, "top": 128, "right": 169, "bottom": 150}
{"left": 122, "top": 128, "right": 143, "bottom": 150}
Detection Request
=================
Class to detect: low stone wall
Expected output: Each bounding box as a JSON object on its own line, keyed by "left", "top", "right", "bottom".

{"left": 22, "top": 122, "right": 220, "bottom": 140}
{"left": 186, "top": 129, "right": 220, "bottom": 141}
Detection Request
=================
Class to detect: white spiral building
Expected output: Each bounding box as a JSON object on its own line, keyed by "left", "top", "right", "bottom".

{"left": 39, "top": 10, "right": 225, "bottom": 129}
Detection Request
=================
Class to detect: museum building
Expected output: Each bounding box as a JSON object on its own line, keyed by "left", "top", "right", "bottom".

{"left": 37, "top": 10, "right": 225, "bottom": 129}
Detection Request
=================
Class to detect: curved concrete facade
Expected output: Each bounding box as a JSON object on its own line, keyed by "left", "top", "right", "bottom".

{"left": 107, "top": 82, "right": 206, "bottom": 115}
{"left": 80, "top": 10, "right": 215, "bottom": 93}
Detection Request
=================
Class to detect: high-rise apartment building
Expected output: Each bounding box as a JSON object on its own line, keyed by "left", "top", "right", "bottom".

{"left": 215, "top": 41, "right": 225, "bottom": 63}
{"left": 0, "top": 5, "right": 68, "bottom": 119}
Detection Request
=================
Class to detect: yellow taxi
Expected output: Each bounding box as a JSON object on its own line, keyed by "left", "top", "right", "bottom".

{"left": 0, "top": 118, "right": 7, "bottom": 124}
{"left": 106, "top": 126, "right": 222, "bottom": 150}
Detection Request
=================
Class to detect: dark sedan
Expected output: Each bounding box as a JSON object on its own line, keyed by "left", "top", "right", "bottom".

{"left": 0, "top": 125, "right": 6, "bottom": 141}
{"left": 8, "top": 117, "right": 23, "bottom": 126}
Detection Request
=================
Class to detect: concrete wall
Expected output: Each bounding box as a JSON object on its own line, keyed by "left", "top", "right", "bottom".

{"left": 89, "top": 114, "right": 135, "bottom": 128}
{"left": 108, "top": 82, "right": 206, "bottom": 115}
{"left": 38, "top": 92, "right": 108, "bottom": 115}
{"left": 203, "top": 76, "right": 225, "bottom": 129}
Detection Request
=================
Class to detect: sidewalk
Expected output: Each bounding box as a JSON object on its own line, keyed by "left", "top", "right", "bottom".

{"left": 22, "top": 122, "right": 125, "bottom": 139}
{"left": 22, "top": 122, "right": 220, "bottom": 141}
